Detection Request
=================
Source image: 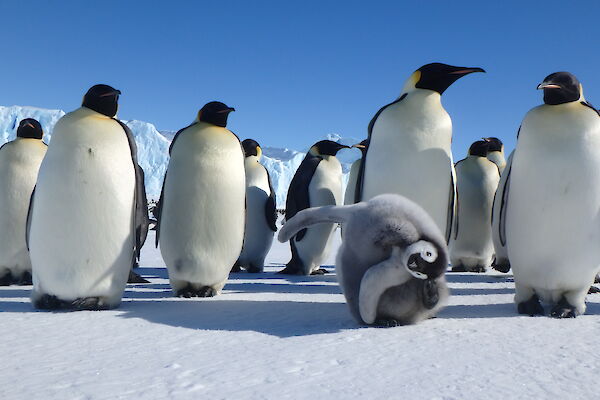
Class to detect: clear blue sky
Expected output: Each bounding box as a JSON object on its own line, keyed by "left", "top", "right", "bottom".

{"left": 1, "top": 0, "right": 599, "bottom": 157}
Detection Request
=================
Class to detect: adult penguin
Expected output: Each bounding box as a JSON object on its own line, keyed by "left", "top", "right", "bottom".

{"left": 357, "top": 63, "right": 485, "bottom": 242}
{"left": 0, "top": 119, "right": 47, "bottom": 285}
{"left": 156, "top": 101, "right": 245, "bottom": 297}
{"left": 28, "top": 84, "right": 149, "bottom": 310}
{"left": 279, "top": 140, "right": 349, "bottom": 275}
{"left": 484, "top": 137, "right": 506, "bottom": 174}
{"left": 449, "top": 140, "right": 500, "bottom": 272}
{"left": 232, "top": 139, "right": 277, "bottom": 273}
{"left": 499, "top": 72, "right": 600, "bottom": 317}
{"left": 344, "top": 139, "right": 369, "bottom": 205}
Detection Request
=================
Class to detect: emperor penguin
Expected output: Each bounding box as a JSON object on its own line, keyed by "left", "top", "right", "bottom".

{"left": 156, "top": 101, "right": 245, "bottom": 297}
{"left": 0, "top": 119, "right": 47, "bottom": 286}
{"left": 278, "top": 194, "right": 449, "bottom": 326}
{"left": 498, "top": 72, "right": 600, "bottom": 317}
{"left": 343, "top": 139, "right": 369, "bottom": 205}
{"left": 232, "top": 139, "right": 277, "bottom": 273}
{"left": 449, "top": 140, "right": 500, "bottom": 272}
{"left": 357, "top": 63, "right": 485, "bottom": 242}
{"left": 484, "top": 137, "right": 506, "bottom": 174}
{"left": 279, "top": 140, "right": 349, "bottom": 275}
{"left": 490, "top": 150, "right": 513, "bottom": 273}
{"left": 28, "top": 84, "right": 149, "bottom": 310}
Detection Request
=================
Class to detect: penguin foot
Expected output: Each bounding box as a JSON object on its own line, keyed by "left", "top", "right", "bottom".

{"left": 230, "top": 263, "right": 243, "bottom": 273}
{"left": 373, "top": 319, "right": 401, "bottom": 328}
{"left": 176, "top": 285, "right": 217, "bottom": 298}
{"left": 550, "top": 298, "right": 579, "bottom": 319}
{"left": 246, "top": 265, "right": 263, "bottom": 273}
{"left": 517, "top": 294, "right": 544, "bottom": 316}
{"left": 310, "top": 268, "right": 329, "bottom": 275}
{"left": 588, "top": 286, "right": 600, "bottom": 294}
{"left": 34, "top": 294, "right": 68, "bottom": 310}
{"left": 176, "top": 285, "right": 196, "bottom": 298}
{"left": 450, "top": 265, "right": 467, "bottom": 272}
{"left": 127, "top": 270, "right": 150, "bottom": 284}
{"left": 595, "top": 276, "right": 600, "bottom": 284}
{"left": 0, "top": 271, "right": 13, "bottom": 286}
{"left": 71, "top": 297, "right": 109, "bottom": 311}
{"left": 470, "top": 265, "right": 487, "bottom": 273}
{"left": 17, "top": 271, "right": 33, "bottom": 286}
{"left": 422, "top": 279, "right": 440, "bottom": 309}
{"left": 197, "top": 286, "right": 217, "bottom": 297}
{"left": 491, "top": 260, "right": 511, "bottom": 273}
{"left": 277, "top": 266, "right": 302, "bottom": 275}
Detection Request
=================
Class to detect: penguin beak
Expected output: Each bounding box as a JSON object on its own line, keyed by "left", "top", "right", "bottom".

{"left": 537, "top": 82, "right": 562, "bottom": 90}
{"left": 218, "top": 107, "right": 236, "bottom": 113}
{"left": 99, "top": 89, "right": 122, "bottom": 97}
{"left": 352, "top": 144, "right": 366, "bottom": 149}
{"left": 448, "top": 67, "right": 486, "bottom": 75}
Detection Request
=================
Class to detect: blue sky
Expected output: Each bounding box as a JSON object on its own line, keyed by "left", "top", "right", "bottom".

{"left": 1, "top": 1, "right": 598, "bottom": 157}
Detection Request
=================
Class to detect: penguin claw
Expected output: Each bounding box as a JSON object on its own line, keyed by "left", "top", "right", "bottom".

{"left": 197, "top": 286, "right": 217, "bottom": 297}
{"left": 176, "top": 285, "right": 217, "bottom": 298}
{"left": 491, "top": 261, "right": 511, "bottom": 273}
{"left": 71, "top": 297, "right": 109, "bottom": 311}
{"left": 517, "top": 294, "right": 545, "bottom": 316}
{"left": 450, "top": 264, "right": 467, "bottom": 272}
{"left": 588, "top": 286, "right": 600, "bottom": 294}
{"left": 34, "top": 294, "right": 66, "bottom": 310}
{"left": 470, "top": 265, "right": 487, "bottom": 273}
{"left": 310, "top": 268, "right": 329, "bottom": 275}
{"left": 373, "top": 319, "right": 401, "bottom": 328}
{"left": 550, "top": 298, "right": 579, "bottom": 318}
{"left": 127, "top": 270, "right": 150, "bottom": 284}
{"left": 176, "top": 286, "right": 195, "bottom": 298}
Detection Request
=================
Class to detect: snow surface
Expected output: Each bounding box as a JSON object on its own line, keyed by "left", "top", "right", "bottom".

{"left": 1, "top": 222, "right": 599, "bottom": 399}
{"left": 0, "top": 106, "right": 360, "bottom": 206}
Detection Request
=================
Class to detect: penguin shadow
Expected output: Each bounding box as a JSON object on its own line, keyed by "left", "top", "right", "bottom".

{"left": 117, "top": 298, "right": 355, "bottom": 338}
{"left": 437, "top": 302, "right": 517, "bottom": 319}
{"left": 444, "top": 272, "right": 514, "bottom": 284}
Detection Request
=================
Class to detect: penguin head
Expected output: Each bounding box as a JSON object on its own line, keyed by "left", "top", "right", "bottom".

{"left": 242, "top": 138, "right": 262, "bottom": 158}
{"left": 309, "top": 140, "right": 350, "bottom": 156}
{"left": 483, "top": 137, "right": 503, "bottom": 152}
{"left": 16, "top": 118, "right": 43, "bottom": 139}
{"left": 402, "top": 63, "right": 485, "bottom": 95}
{"left": 198, "top": 101, "right": 235, "bottom": 127}
{"left": 352, "top": 139, "right": 369, "bottom": 156}
{"left": 82, "top": 84, "right": 121, "bottom": 117}
{"left": 468, "top": 140, "right": 489, "bottom": 157}
{"left": 537, "top": 72, "right": 582, "bottom": 105}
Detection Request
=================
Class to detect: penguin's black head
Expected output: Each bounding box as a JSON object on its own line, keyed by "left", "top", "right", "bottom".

{"left": 413, "top": 63, "right": 485, "bottom": 95}
{"left": 311, "top": 140, "right": 349, "bottom": 156}
{"left": 537, "top": 72, "right": 582, "bottom": 105}
{"left": 82, "top": 84, "right": 121, "bottom": 117}
{"left": 352, "top": 139, "right": 370, "bottom": 155}
{"left": 17, "top": 118, "right": 43, "bottom": 139}
{"left": 468, "top": 140, "right": 489, "bottom": 157}
{"left": 483, "top": 137, "right": 503, "bottom": 152}
{"left": 198, "top": 101, "right": 235, "bottom": 127}
{"left": 242, "top": 138, "right": 261, "bottom": 157}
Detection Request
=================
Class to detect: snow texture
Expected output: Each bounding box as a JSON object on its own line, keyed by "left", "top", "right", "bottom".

{"left": 0, "top": 107, "right": 361, "bottom": 206}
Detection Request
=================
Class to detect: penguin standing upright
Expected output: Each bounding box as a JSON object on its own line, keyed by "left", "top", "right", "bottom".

{"left": 28, "top": 85, "right": 149, "bottom": 310}
{"left": 490, "top": 150, "right": 513, "bottom": 273}
{"left": 344, "top": 139, "right": 369, "bottom": 205}
{"left": 484, "top": 137, "right": 506, "bottom": 174}
{"left": 449, "top": 140, "right": 500, "bottom": 272}
{"left": 233, "top": 139, "right": 277, "bottom": 273}
{"left": 279, "top": 140, "right": 348, "bottom": 275}
{"left": 358, "top": 63, "right": 485, "bottom": 242}
{"left": 0, "top": 119, "right": 47, "bottom": 286}
{"left": 156, "top": 102, "right": 245, "bottom": 297}
{"left": 499, "top": 72, "right": 600, "bottom": 317}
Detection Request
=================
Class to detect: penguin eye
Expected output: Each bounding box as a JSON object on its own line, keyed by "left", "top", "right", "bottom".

{"left": 426, "top": 251, "right": 432, "bottom": 257}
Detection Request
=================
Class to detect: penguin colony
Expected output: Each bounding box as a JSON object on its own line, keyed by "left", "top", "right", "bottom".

{"left": 0, "top": 64, "right": 598, "bottom": 326}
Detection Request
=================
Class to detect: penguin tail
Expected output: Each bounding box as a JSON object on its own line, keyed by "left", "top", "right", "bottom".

{"left": 277, "top": 204, "right": 359, "bottom": 243}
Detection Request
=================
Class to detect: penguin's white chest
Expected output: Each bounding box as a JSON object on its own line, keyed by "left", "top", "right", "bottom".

{"left": 29, "top": 108, "right": 135, "bottom": 302}
{"left": 507, "top": 105, "right": 600, "bottom": 291}
{"left": 362, "top": 91, "right": 454, "bottom": 233}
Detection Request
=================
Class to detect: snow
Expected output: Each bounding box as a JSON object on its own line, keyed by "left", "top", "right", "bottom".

{"left": 0, "top": 106, "right": 361, "bottom": 206}
{"left": 1, "top": 223, "right": 599, "bottom": 399}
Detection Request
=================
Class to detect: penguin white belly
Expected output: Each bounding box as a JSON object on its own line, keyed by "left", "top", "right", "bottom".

{"left": 362, "top": 92, "right": 454, "bottom": 234}
{"left": 450, "top": 158, "right": 499, "bottom": 269}
{"left": 29, "top": 109, "right": 135, "bottom": 304}
{"left": 0, "top": 139, "right": 46, "bottom": 278}
{"left": 343, "top": 159, "right": 361, "bottom": 205}
{"left": 294, "top": 157, "right": 343, "bottom": 273}
{"left": 238, "top": 160, "right": 273, "bottom": 270}
{"left": 160, "top": 123, "right": 245, "bottom": 292}
{"left": 507, "top": 106, "right": 600, "bottom": 305}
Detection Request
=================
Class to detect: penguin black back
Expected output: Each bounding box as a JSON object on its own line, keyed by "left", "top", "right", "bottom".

{"left": 82, "top": 84, "right": 121, "bottom": 117}
{"left": 17, "top": 119, "right": 43, "bottom": 140}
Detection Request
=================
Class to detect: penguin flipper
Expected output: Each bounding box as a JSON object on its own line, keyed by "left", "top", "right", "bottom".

{"left": 155, "top": 174, "right": 167, "bottom": 247}
{"left": 264, "top": 168, "right": 278, "bottom": 232}
{"left": 447, "top": 168, "right": 458, "bottom": 243}
{"left": 284, "top": 154, "right": 322, "bottom": 241}
{"left": 278, "top": 203, "right": 359, "bottom": 243}
{"left": 498, "top": 162, "right": 512, "bottom": 247}
{"left": 25, "top": 187, "right": 36, "bottom": 250}
{"left": 168, "top": 123, "right": 197, "bottom": 155}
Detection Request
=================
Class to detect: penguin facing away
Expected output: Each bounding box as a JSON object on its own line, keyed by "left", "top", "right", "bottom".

{"left": 278, "top": 194, "right": 449, "bottom": 326}
{"left": 484, "top": 137, "right": 506, "bottom": 174}
{"left": 499, "top": 71, "right": 600, "bottom": 317}
{"left": 28, "top": 84, "right": 149, "bottom": 310}
{"left": 490, "top": 150, "right": 513, "bottom": 273}
{"left": 279, "top": 140, "right": 349, "bottom": 275}
{"left": 157, "top": 101, "right": 245, "bottom": 297}
{"left": 450, "top": 140, "right": 500, "bottom": 272}
{"left": 0, "top": 119, "right": 47, "bottom": 286}
{"left": 358, "top": 63, "right": 485, "bottom": 243}
{"left": 233, "top": 139, "right": 277, "bottom": 273}
{"left": 344, "top": 139, "right": 369, "bottom": 205}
